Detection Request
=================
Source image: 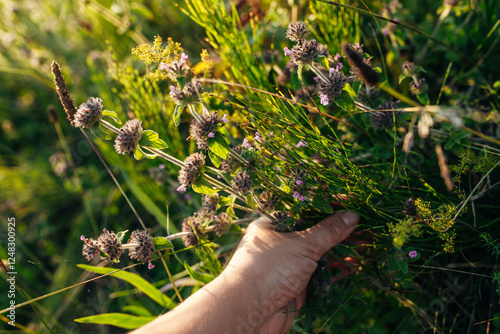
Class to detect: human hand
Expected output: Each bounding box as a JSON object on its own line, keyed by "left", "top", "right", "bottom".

{"left": 222, "top": 211, "right": 360, "bottom": 333}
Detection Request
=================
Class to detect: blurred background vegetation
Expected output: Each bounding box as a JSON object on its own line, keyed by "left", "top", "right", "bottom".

{"left": 1, "top": 0, "right": 499, "bottom": 333}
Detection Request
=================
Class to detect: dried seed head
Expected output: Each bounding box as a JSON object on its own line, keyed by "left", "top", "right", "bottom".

{"left": 178, "top": 152, "right": 206, "bottom": 190}
{"left": 370, "top": 101, "right": 401, "bottom": 129}
{"left": 231, "top": 170, "right": 253, "bottom": 194}
{"left": 114, "top": 119, "right": 143, "bottom": 155}
{"left": 220, "top": 147, "right": 243, "bottom": 174}
{"left": 162, "top": 60, "right": 190, "bottom": 81}
{"left": 82, "top": 237, "right": 101, "bottom": 261}
{"left": 182, "top": 216, "right": 205, "bottom": 247}
{"left": 259, "top": 190, "right": 280, "bottom": 211}
{"left": 51, "top": 61, "right": 77, "bottom": 126}
{"left": 271, "top": 211, "right": 291, "bottom": 232}
{"left": 128, "top": 229, "right": 155, "bottom": 263}
{"left": 170, "top": 80, "right": 203, "bottom": 106}
{"left": 200, "top": 193, "right": 219, "bottom": 216}
{"left": 97, "top": 229, "right": 124, "bottom": 262}
{"left": 317, "top": 69, "right": 347, "bottom": 100}
{"left": 213, "top": 212, "right": 232, "bottom": 236}
{"left": 189, "top": 112, "right": 224, "bottom": 150}
{"left": 289, "top": 39, "right": 320, "bottom": 66}
{"left": 74, "top": 97, "right": 103, "bottom": 128}
{"left": 343, "top": 43, "right": 379, "bottom": 86}
{"left": 404, "top": 198, "right": 417, "bottom": 216}
{"left": 286, "top": 21, "right": 311, "bottom": 42}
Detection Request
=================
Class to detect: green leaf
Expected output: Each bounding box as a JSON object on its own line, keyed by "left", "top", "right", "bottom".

{"left": 192, "top": 176, "right": 218, "bottom": 195}
{"left": 219, "top": 196, "right": 233, "bottom": 206}
{"left": 116, "top": 230, "right": 128, "bottom": 243}
{"left": 297, "top": 65, "right": 303, "bottom": 81}
{"left": 184, "top": 261, "right": 215, "bottom": 284}
{"left": 173, "top": 105, "right": 183, "bottom": 126}
{"left": 74, "top": 313, "right": 155, "bottom": 329}
{"left": 122, "top": 305, "right": 152, "bottom": 317}
{"left": 245, "top": 194, "right": 258, "bottom": 209}
{"left": 397, "top": 260, "right": 409, "bottom": 274}
{"left": 417, "top": 92, "right": 430, "bottom": 105}
{"left": 102, "top": 109, "right": 122, "bottom": 125}
{"left": 89, "top": 124, "right": 112, "bottom": 140}
{"left": 139, "top": 130, "right": 168, "bottom": 149}
{"left": 78, "top": 264, "right": 176, "bottom": 309}
{"left": 398, "top": 73, "right": 408, "bottom": 84}
{"left": 208, "top": 151, "right": 222, "bottom": 167}
{"left": 153, "top": 237, "right": 174, "bottom": 251}
{"left": 318, "top": 57, "right": 329, "bottom": 70}
{"left": 226, "top": 206, "right": 237, "bottom": 219}
{"left": 334, "top": 90, "right": 356, "bottom": 112}
{"left": 312, "top": 196, "right": 333, "bottom": 214}
{"left": 134, "top": 146, "right": 157, "bottom": 160}
{"left": 343, "top": 83, "right": 357, "bottom": 99}
{"left": 207, "top": 132, "right": 230, "bottom": 159}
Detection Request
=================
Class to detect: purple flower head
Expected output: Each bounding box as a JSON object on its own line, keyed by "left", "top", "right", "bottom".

{"left": 408, "top": 250, "right": 418, "bottom": 259}
{"left": 284, "top": 47, "right": 292, "bottom": 56}
{"left": 180, "top": 53, "right": 189, "bottom": 62}
{"left": 255, "top": 132, "right": 262, "bottom": 141}
{"left": 148, "top": 261, "right": 155, "bottom": 270}
{"left": 160, "top": 62, "right": 168, "bottom": 70}
{"left": 320, "top": 94, "right": 329, "bottom": 106}
{"left": 298, "top": 195, "right": 305, "bottom": 201}
{"left": 293, "top": 192, "right": 300, "bottom": 199}
{"left": 159, "top": 164, "right": 166, "bottom": 169}
{"left": 334, "top": 53, "right": 342, "bottom": 62}
{"left": 269, "top": 132, "right": 274, "bottom": 137}
{"left": 202, "top": 106, "right": 209, "bottom": 114}
{"left": 313, "top": 76, "right": 320, "bottom": 83}
{"left": 296, "top": 180, "right": 303, "bottom": 185}
{"left": 177, "top": 186, "right": 187, "bottom": 193}
{"left": 221, "top": 114, "right": 229, "bottom": 123}
{"left": 80, "top": 235, "right": 86, "bottom": 241}
{"left": 208, "top": 132, "right": 215, "bottom": 138}
{"left": 242, "top": 138, "right": 252, "bottom": 149}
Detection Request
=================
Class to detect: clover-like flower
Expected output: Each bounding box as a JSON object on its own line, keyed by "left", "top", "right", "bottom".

{"left": 286, "top": 21, "right": 311, "bottom": 42}
{"left": 97, "top": 229, "right": 124, "bottom": 262}
{"left": 181, "top": 216, "right": 205, "bottom": 247}
{"left": 370, "top": 101, "right": 401, "bottom": 129}
{"left": 178, "top": 152, "right": 205, "bottom": 191}
{"left": 317, "top": 69, "right": 347, "bottom": 103}
{"left": 81, "top": 236, "right": 101, "bottom": 261}
{"left": 213, "top": 212, "right": 232, "bottom": 237}
{"left": 74, "top": 97, "right": 103, "bottom": 128}
{"left": 288, "top": 39, "right": 320, "bottom": 66}
{"left": 189, "top": 111, "right": 225, "bottom": 150}
{"left": 128, "top": 229, "right": 155, "bottom": 263}
{"left": 259, "top": 190, "right": 280, "bottom": 211}
{"left": 271, "top": 211, "right": 292, "bottom": 232}
{"left": 114, "top": 119, "right": 143, "bottom": 155}
{"left": 231, "top": 170, "right": 253, "bottom": 194}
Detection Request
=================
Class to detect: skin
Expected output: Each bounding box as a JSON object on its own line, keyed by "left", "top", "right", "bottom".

{"left": 133, "top": 211, "right": 360, "bottom": 334}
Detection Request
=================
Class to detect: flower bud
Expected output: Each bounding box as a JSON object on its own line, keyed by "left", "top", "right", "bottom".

{"left": 74, "top": 97, "right": 103, "bottom": 128}
{"left": 114, "top": 119, "right": 143, "bottom": 155}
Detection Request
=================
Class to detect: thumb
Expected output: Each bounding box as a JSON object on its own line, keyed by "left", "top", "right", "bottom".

{"left": 299, "top": 211, "right": 360, "bottom": 257}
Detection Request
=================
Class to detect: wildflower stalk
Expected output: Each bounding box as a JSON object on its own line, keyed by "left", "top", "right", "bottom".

{"left": 187, "top": 104, "right": 203, "bottom": 123}
{"left": 158, "top": 255, "right": 183, "bottom": 302}
{"left": 309, "top": 63, "right": 329, "bottom": 82}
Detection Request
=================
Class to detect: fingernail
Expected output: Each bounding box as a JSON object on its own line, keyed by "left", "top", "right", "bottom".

{"left": 340, "top": 211, "right": 360, "bottom": 228}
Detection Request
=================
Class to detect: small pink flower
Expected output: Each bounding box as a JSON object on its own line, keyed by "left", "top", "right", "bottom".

{"left": 202, "top": 106, "right": 209, "bottom": 114}
{"left": 298, "top": 195, "right": 305, "bottom": 201}
{"left": 177, "top": 186, "right": 187, "bottom": 193}
{"left": 320, "top": 94, "right": 329, "bottom": 106}
{"left": 148, "top": 261, "right": 155, "bottom": 270}
{"left": 208, "top": 132, "right": 215, "bottom": 138}
{"left": 293, "top": 192, "right": 300, "bottom": 199}
{"left": 296, "top": 180, "right": 303, "bottom": 185}
{"left": 180, "top": 53, "right": 189, "bottom": 62}
{"left": 408, "top": 250, "right": 418, "bottom": 259}
{"left": 333, "top": 53, "right": 342, "bottom": 62}
{"left": 313, "top": 76, "right": 320, "bottom": 83}
{"left": 160, "top": 62, "right": 168, "bottom": 70}
{"left": 80, "top": 235, "right": 86, "bottom": 241}
{"left": 242, "top": 138, "right": 252, "bottom": 149}
{"left": 254, "top": 132, "right": 262, "bottom": 141}
{"left": 269, "top": 132, "right": 274, "bottom": 137}
{"left": 297, "top": 140, "right": 307, "bottom": 148}
{"left": 221, "top": 114, "right": 229, "bottom": 123}
{"left": 284, "top": 47, "right": 292, "bottom": 56}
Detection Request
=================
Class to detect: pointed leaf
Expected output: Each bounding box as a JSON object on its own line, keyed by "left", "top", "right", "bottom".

{"left": 334, "top": 90, "right": 356, "bottom": 112}
{"left": 219, "top": 196, "right": 233, "bottom": 206}
{"left": 318, "top": 56, "right": 329, "bottom": 70}
{"left": 116, "top": 230, "right": 129, "bottom": 243}
{"left": 417, "top": 92, "right": 430, "bottom": 105}
{"left": 343, "top": 83, "right": 357, "bottom": 99}
{"left": 122, "top": 305, "right": 152, "bottom": 317}
{"left": 192, "top": 176, "right": 218, "bottom": 195}
{"left": 208, "top": 151, "right": 221, "bottom": 167}
{"left": 184, "top": 261, "right": 215, "bottom": 284}
{"left": 102, "top": 109, "right": 122, "bottom": 125}
{"left": 90, "top": 124, "right": 112, "bottom": 140}
{"left": 297, "top": 65, "right": 303, "bottom": 81}
{"left": 153, "top": 237, "right": 174, "bottom": 251}
{"left": 77, "top": 264, "right": 176, "bottom": 309}
{"left": 397, "top": 260, "right": 409, "bottom": 274}
{"left": 74, "top": 313, "right": 155, "bottom": 329}
{"left": 207, "top": 132, "right": 230, "bottom": 159}
{"left": 173, "top": 105, "right": 183, "bottom": 126}
{"left": 139, "top": 130, "right": 168, "bottom": 149}
{"left": 134, "top": 147, "right": 156, "bottom": 160}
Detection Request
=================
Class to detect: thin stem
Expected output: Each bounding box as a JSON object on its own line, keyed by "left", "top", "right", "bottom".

{"left": 188, "top": 104, "right": 203, "bottom": 123}
{"left": 309, "top": 63, "right": 329, "bottom": 82}
{"left": 159, "top": 254, "right": 184, "bottom": 303}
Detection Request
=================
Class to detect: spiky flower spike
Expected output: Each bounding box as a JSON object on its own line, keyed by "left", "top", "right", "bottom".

{"left": 213, "top": 212, "right": 232, "bottom": 237}
{"left": 370, "top": 101, "right": 401, "bottom": 129}
{"left": 170, "top": 80, "right": 203, "bottom": 106}
{"left": 343, "top": 43, "right": 379, "bottom": 87}
{"left": 114, "top": 119, "right": 143, "bottom": 155}
{"left": 97, "top": 229, "right": 124, "bottom": 262}
{"left": 128, "top": 229, "right": 155, "bottom": 263}
{"left": 286, "top": 21, "right": 311, "bottom": 42}
{"left": 289, "top": 39, "right": 320, "bottom": 66}
{"left": 74, "top": 97, "right": 104, "bottom": 128}
{"left": 317, "top": 69, "right": 347, "bottom": 102}
{"left": 181, "top": 216, "right": 205, "bottom": 247}
{"left": 271, "top": 211, "right": 292, "bottom": 232}
{"left": 189, "top": 112, "right": 224, "bottom": 150}
{"left": 231, "top": 170, "right": 253, "bottom": 194}
{"left": 177, "top": 152, "right": 205, "bottom": 192}
{"left": 81, "top": 236, "right": 101, "bottom": 261}
{"left": 51, "top": 61, "right": 77, "bottom": 126}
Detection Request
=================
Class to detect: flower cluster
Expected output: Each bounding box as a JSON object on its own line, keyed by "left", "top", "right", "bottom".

{"left": 182, "top": 216, "right": 206, "bottom": 247}
{"left": 114, "top": 119, "right": 143, "bottom": 154}
{"left": 160, "top": 53, "right": 190, "bottom": 81}
{"left": 370, "top": 100, "right": 401, "bottom": 129}
{"left": 177, "top": 152, "right": 206, "bottom": 192}
{"left": 73, "top": 97, "right": 103, "bottom": 128}
{"left": 271, "top": 211, "right": 292, "bottom": 232}
{"left": 213, "top": 212, "right": 232, "bottom": 237}
{"left": 220, "top": 147, "right": 243, "bottom": 174}
{"left": 259, "top": 190, "right": 280, "bottom": 211}
{"left": 189, "top": 110, "right": 227, "bottom": 150}
{"left": 317, "top": 68, "right": 347, "bottom": 105}
{"left": 291, "top": 168, "right": 308, "bottom": 201}
{"left": 231, "top": 170, "right": 253, "bottom": 194}
{"left": 169, "top": 80, "right": 203, "bottom": 106}
{"left": 284, "top": 21, "right": 321, "bottom": 66}
{"left": 81, "top": 228, "right": 156, "bottom": 268}
{"left": 199, "top": 193, "right": 219, "bottom": 217}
